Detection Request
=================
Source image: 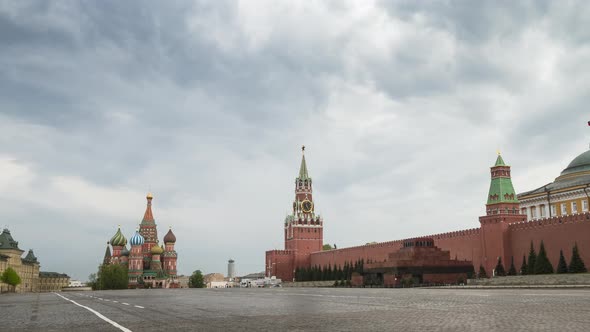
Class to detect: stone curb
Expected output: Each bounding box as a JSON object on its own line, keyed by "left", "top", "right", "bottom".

{"left": 423, "top": 285, "right": 590, "bottom": 289}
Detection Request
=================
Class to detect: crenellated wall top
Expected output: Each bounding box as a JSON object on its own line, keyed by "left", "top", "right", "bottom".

{"left": 508, "top": 211, "right": 590, "bottom": 231}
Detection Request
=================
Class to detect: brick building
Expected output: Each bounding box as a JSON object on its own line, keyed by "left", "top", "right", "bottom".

{"left": 0, "top": 228, "right": 40, "bottom": 293}
{"left": 266, "top": 148, "right": 590, "bottom": 281}
{"left": 39, "top": 272, "right": 70, "bottom": 292}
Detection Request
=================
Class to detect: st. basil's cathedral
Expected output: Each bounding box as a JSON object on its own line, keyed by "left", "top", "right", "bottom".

{"left": 102, "top": 193, "right": 179, "bottom": 288}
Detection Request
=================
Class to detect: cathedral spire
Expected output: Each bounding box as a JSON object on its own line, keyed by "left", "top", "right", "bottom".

{"left": 298, "top": 145, "right": 309, "bottom": 180}
{"left": 142, "top": 193, "right": 155, "bottom": 223}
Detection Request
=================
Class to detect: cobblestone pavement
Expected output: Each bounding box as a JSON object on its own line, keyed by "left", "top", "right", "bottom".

{"left": 1, "top": 287, "right": 590, "bottom": 331}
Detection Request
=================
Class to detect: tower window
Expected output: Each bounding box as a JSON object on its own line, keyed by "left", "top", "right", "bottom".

{"left": 572, "top": 201, "right": 578, "bottom": 213}
{"left": 561, "top": 203, "right": 567, "bottom": 215}
{"left": 583, "top": 200, "right": 589, "bottom": 212}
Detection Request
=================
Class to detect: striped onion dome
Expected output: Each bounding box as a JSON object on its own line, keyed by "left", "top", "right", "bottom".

{"left": 109, "top": 226, "right": 127, "bottom": 246}
{"left": 151, "top": 243, "right": 164, "bottom": 255}
{"left": 129, "top": 230, "right": 144, "bottom": 246}
{"left": 120, "top": 246, "right": 129, "bottom": 256}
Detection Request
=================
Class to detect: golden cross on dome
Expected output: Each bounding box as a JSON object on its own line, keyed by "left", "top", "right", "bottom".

{"left": 302, "top": 145, "right": 305, "bottom": 153}
{"left": 497, "top": 149, "right": 501, "bottom": 155}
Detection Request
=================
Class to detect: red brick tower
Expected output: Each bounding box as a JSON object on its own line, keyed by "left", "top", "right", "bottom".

{"left": 284, "top": 147, "right": 324, "bottom": 271}
{"left": 162, "top": 227, "right": 178, "bottom": 284}
{"left": 128, "top": 229, "right": 145, "bottom": 287}
{"left": 139, "top": 193, "right": 158, "bottom": 269}
{"left": 479, "top": 153, "right": 526, "bottom": 275}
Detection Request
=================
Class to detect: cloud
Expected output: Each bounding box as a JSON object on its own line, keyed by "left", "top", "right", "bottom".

{"left": 1, "top": 1, "right": 589, "bottom": 280}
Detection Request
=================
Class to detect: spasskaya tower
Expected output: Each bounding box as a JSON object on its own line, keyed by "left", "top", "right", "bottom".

{"left": 265, "top": 146, "right": 324, "bottom": 281}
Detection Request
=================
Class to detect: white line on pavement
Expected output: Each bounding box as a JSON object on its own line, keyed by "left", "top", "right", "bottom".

{"left": 122, "top": 303, "right": 130, "bottom": 306}
{"left": 53, "top": 293, "right": 132, "bottom": 332}
{"left": 134, "top": 305, "right": 144, "bottom": 309}
{"left": 113, "top": 301, "right": 119, "bottom": 303}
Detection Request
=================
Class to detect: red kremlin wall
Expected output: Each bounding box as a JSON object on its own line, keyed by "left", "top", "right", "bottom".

{"left": 310, "top": 228, "right": 482, "bottom": 271}
{"left": 509, "top": 213, "right": 590, "bottom": 269}
{"left": 310, "top": 213, "right": 590, "bottom": 276}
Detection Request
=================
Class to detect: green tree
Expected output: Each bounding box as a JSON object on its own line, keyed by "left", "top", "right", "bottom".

{"left": 494, "top": 257, "right": 506, "bottom": 276}
{"left": 568, "top": 243, "right": 588, "bottom": 273}
{"left": 520, "top": 255, "right": 528, "bottom": 275}
{"left": 533, "top": 241, "right": 554, "bottom": 274}
{"left": 556, "top": 249, "right": 568, "bottom": 274}
{"left": 98, "top": 264, "right": 128, "bottom": 290}
{"left": 189, "top": 270, "right": 205, "bottom": 288}
{"left": 507, "top": 256, "right": 517, "bottom": 276}
{"left": 527, "top": 241, "right": 537, "bottom": 275}
{"left": 322, "top": 244, "right": 333, "bottom": 251}
{"left": 478, "top": 265, "right": 488, "bottom": 279}
{"left": 1, "top": 267, "right": 22, "bottom": 292}
{"left": 87, "top": 273, "right": 98, "bottom": 290}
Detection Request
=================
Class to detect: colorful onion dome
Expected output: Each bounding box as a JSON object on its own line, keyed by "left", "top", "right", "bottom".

{"left": 109, "top": 226, "right": 127, "bottom": 246}
{"left": 120, "top": 246, "right": 130, "bottom": 256}
{"left": 151, "top": 243, "right": 163, "bottom": 255}
{"left": 163, "top": 227, "right": 176, "bottom": 243}
{"left": 129, "top": 230, "right": 144, "bottom": 246}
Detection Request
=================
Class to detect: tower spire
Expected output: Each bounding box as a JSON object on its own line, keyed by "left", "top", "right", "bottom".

{"left": 298, "top": 145, "right": 309, "bottom": 180}
{"left": 143, "top": 193, "right": 154, "bottom": 223}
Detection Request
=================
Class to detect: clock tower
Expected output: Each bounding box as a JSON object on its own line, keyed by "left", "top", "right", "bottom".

{"left": 284, "top": 146, "right": 324, "bottom": 269}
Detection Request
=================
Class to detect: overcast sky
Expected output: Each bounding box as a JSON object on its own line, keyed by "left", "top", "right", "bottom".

{"left": 1, "top": 1, "right": 589, "bottom": 281}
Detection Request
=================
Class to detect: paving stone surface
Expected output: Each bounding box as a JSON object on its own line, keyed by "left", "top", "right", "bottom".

{"left": 1, "top": 287, "right": 590, "bottom": 331}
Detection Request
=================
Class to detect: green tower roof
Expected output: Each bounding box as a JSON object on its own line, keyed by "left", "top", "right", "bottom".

{"left": 0, "top": 229, "right": 21, "bottom": 250}
{"left": 22, "top": 249, "right": 38, "bottom": 263}
{"left": 494, "top": 154, "right": 506, "bottom": 166}
{"left": 487, "top": 154, "right": 518, "bottom": 205}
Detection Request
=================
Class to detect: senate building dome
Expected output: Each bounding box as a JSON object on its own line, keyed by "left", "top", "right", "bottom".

{"left": 558, "top": 149, "right": 590, "bottom": 179}
{"left": 518, "top": 147, "right": 590, "bottom": 221}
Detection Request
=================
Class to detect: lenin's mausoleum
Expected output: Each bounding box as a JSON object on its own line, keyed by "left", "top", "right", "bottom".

{"left": 266, "top": 147, "right": 590, "bottom": 283}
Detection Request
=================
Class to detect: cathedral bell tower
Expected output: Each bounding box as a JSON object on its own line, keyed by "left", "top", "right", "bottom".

{"left": 284, "top": 146, "right": 324, "bottom": 269}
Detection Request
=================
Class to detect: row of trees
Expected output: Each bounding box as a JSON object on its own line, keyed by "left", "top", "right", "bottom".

{"left": 88, "top": 266, "right": 206, "bottom": 289}
{"left": 295, "top": 259, "right": 364, "bottom": 281}
{"left": 479, "top": 242, "right": 587, "bottom": 278}
{"left": 1, "top": 267, "right": 22, "bottom": 292}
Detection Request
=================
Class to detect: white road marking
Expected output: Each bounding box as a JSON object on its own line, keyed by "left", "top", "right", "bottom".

{"left": 122, "top": 303, "right": 130, "bottom": 306}
{"left": 98, "top": 298, "right": 103, "bottom": 300}
{"left": 104, "top": 299, "right": 110, "bottom": 302}
{"left": 134, "top": 305, "right": 144, "bottom": 309}
{"left": 113, "top": 301, "right": 119, "bottom": 303}
{"left": 53, "top": 293, "right": 132, "bottom": 332}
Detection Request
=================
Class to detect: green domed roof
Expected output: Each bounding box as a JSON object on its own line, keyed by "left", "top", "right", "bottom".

{"left": 560, "top": 150, "right": 590, "bottom": 176}
{"left": 109, "top": 227, "right": 127, "bottom": 247}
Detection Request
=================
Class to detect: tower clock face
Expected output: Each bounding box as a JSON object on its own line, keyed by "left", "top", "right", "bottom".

{"left": 301, "top": 200, "right": 313, "bottom": 213}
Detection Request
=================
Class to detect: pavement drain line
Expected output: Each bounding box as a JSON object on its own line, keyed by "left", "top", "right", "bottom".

{"left": 53, "top": 293, "right": 133, "bottom": 332}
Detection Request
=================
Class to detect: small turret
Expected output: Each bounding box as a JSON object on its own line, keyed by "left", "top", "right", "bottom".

{"left": 103, "top": 242, "right": 111, "bottom": 265}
